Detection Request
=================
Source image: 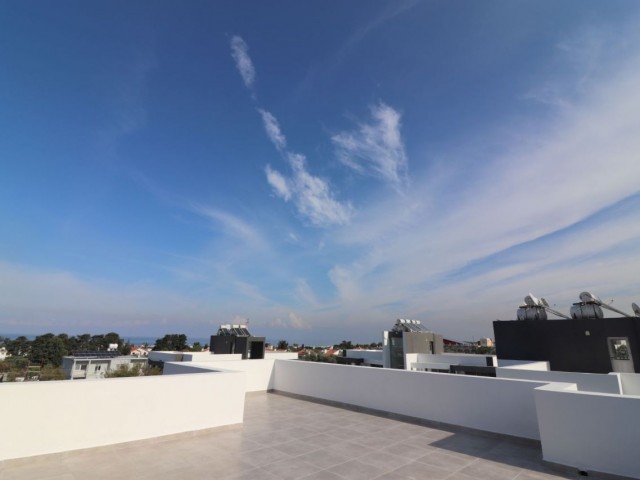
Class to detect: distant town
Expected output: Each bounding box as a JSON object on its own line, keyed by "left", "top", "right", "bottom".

{"left": 0, "top": 329, "right": 495, "bottom": 382}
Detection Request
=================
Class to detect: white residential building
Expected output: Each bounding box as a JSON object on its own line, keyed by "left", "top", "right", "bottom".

{"left": 61, "top": 353, "right": 148, "bottom": 380}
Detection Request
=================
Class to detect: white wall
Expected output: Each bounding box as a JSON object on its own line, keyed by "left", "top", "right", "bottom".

{"left": 180, "top": 353, "right": 241, "bottom": 362}
{"left": 165, "top": 354, "right": 296, "bottom": 392}
{"left": 0, "top": 371, "right": 245, "bottom": 461}
{"left": 618, "top": 373, "right": 640, "bottom": 396}
{"left": 496, "top": 368, "right": 622, "bottom": 394}
{"left": 535, "top": 383, "right": 640, "bottom": 478}
{"left": 498, "top": 360, "right": 550, "bottom": 370}
{"left": 273, "top": 360, "right": 546, "bottom": 439}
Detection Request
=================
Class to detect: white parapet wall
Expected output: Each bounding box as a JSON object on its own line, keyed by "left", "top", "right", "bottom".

{"left": 535, "top": 382, "right": 640, "bottom": 478}
{"left": 497, "top": 360, "right": 550, "bottom": 370}
{"left": 0, "top": 370, "right": 246, "bottom": 461}
{"left": 273, "top": 360, "right": 547, "bottom": 439}
{"left": 618, "top": 372, "right": 640, "bottom": 396}
{"left": 496, "top": 367, "right": 622, "bottom": 394}
{"left": 180, "top": 353, "right": 242, "bottom": 362}
{"left": 165, "top": 353, "right": 297, "bottom": 392}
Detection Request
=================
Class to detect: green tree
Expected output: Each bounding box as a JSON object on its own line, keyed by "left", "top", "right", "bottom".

{"left": 153, "top": 334, "right": 188, "bottom": 351}
{"left": 336, "top": 340, "right": 353, "bottom": 350}
{"left": 7, "top": 336, "right": 31, "bottom": 357}
{"left": 30, "top": 333, "right": 67, "bottom": 367}
{"left": 74, "top": 334, "right": 92, "bottom": 351}
{"left": 191, "top": 342, "right": 203, "bottom": 352}
{"left": 277, "top": 340, "right": 289, "bottom": 351}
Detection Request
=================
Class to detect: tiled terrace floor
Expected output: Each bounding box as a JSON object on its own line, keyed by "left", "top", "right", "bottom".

{"left": 0, "top": 392, "right": 609, "bottom": 480}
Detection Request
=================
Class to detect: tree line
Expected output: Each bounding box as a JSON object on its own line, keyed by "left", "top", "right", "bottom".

{"left": 0, "top": 333, "right": 131, "bottom": 368}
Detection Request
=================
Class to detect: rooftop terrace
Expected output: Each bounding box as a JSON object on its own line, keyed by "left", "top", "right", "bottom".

{"left": 0, "top": 392, "right": 604, "bottom": 480}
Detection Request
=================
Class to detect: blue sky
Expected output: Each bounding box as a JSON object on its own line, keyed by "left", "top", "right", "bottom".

{"left": 2, "top": 1, "right": 640, "bottom": 344}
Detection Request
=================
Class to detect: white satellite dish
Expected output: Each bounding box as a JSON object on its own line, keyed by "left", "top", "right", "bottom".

{"left": 632, "top": 302, "right": 640, "bottom": 317}
{"left": 579, "top": 291, "right": 633, "bottom": 317}
{"left": 524, "top": 294, "right": 540, "bottom": 307}
{"left": 579, "top": 291, "right": 601, "bottom": 304}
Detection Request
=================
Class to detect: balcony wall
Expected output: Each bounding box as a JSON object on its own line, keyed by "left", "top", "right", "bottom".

{"left": 273, "top": 360, "right": 545, "bottom": 440}
{"left": 496, "top": 367, "right": 622, "bottom": 394}
{"left": 535, "top": 382, "right": 640, "bottom": 478}
{"left": 0, "top": 370, "right": 245, "bottom": 461}
{"left": 165, "top": 353, "right": 296, "bottom": 392}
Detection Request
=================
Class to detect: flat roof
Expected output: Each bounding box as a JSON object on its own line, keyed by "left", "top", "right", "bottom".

{"left": 0, "top": 393, "right": 602, "bottom": 479}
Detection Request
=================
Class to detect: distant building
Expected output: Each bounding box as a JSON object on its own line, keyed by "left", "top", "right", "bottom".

{"left": 210, "top": 324, "right": 265, "bottom": 359}
{"left": 478, "top": 337, "right": 494, "bottom": 348}
{"left": 0, "top": 347, "right": 8, "bottom": 361}
{"left": 494, "top": 292, "right": 640, "bottom": 373}
{"left": 383, "top": 319, "right": 443, "bottom": 369}
{"left": 62, "top": 352, "right": 147, "bottom": 380}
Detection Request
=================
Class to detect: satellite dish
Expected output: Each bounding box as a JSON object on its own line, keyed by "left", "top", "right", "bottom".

{"left": 540, "top": 297, "right": 550, "bottom": 307}
{"left": 579, "top": 291, "right": 601, "bottom": 304}
{"left": 633, "top": 303, "right": 640, "bottom": 317}
{"left": 524, "top": 294, "right": 540, "bottom": 307}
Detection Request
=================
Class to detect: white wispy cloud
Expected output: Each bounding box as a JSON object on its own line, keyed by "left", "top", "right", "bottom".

{"left": 285, "top": 153, "right": 353, "bottom": 226}
{"left": 258, "top": 109, "right": 287, "bottom": 151}
{"left": 265, "top": 165, "right": 292, "bottom": 201}
{"left": 256, "top": 106, "right": 353, "bottom": 227}
{"left": 230, "top": 35, "right": 256, "bottom": 89}
{"left": 189, "top": 202, "right": 266, "bottom": 249}
{"left": 332, "top": 102, "right": 408, "bottom": 187}
{"left": 228, "top": 33, "right": 352, "bottom": 228}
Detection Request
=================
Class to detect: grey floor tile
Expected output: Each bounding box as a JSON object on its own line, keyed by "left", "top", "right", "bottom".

{"left": 459, "top": 459, "right": 521, "bottom": 480}
{"left": 328, "top": 458, "right": 386, "bottom": 480}
{"left": 261, "top": 456, "right": 322, "bottom": 480}
{"left": 416, "top": 450, "right": 476, "bottom": 471}
{"left": 242, "top": 445, "right": 292, "bottom": 467}
{"left": 389, "top": 461, "right": 451, "bottom": 479}
{"left": 273, "top": 439, "right": 320, "bottom": 457}
{"left": 386, "top": 441, "right": 436, "bottom": 460}
{"left": 297, "top": 448, "right": 355, "bottom": 469}
{"left": 299, "top": 470, "right": 344, "bottom": 480}
{"left": 357, "top": 450, "right": 411, "bottom": 472}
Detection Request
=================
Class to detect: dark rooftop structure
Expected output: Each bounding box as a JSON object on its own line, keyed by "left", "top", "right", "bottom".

{"left": 494, "top": 292, "right": 640, "bottom": 374}
{"left": 210, "top": 324, "right": 265, "bottom": 360}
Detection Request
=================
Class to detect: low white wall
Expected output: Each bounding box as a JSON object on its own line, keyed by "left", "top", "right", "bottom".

{"left": 496, "top": 368, "right": 622, "bottom": 394}
{"left": 181, "top": 353, "right": 241, "bottom": 362}
{"left": 166, "top": 355, "right": 295, "bottom": 392}
{"left": 163, "top": 362, "right": 219, "bottom": 375}
{"left": 498, "top": 360, "right": 550, "bottom": 370}
{"left": 618, "top": 373, "right": 640, "bottom": 396}
{"left": 274, "top": 360, "right": 546, "bottom": 439}
{"left": 535, "top": 383, "right": 640, "bottom": 478}
{"left": 0, "top": 371, "right": 245, "bottom": 461}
